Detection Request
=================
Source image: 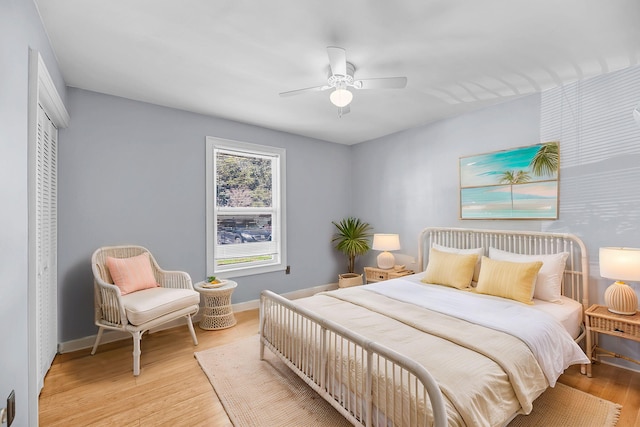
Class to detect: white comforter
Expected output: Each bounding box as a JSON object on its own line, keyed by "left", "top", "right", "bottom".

{"left": 364, "top": 274, "right": 589, "bottom": 386}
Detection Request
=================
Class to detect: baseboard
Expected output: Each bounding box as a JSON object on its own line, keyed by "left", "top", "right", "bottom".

{"left": 231, "top": 282, "right": 339, "bottom": 312}
{"left": 58, "top": 282, "right": 338, "bottom": 354}
{"left": 57, "top": 316, "right": 201, "bottom": 354}
{"left": 599, "top": 358, "right": 640, "bottom": 374}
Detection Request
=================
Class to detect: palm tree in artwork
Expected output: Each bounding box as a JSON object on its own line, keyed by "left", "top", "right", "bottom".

{"left": 529, "top": 141, "right": 559, "bottom": 177}
{"left": 499, "top": 170, "right": 531, "bottom": 211}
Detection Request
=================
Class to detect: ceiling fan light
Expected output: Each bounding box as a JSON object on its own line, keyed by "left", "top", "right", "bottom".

{"left": 330, "top": 88, "right": 353, "bottom": 108}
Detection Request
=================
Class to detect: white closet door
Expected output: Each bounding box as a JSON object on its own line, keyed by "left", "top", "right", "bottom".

{"left": 35, "top": 103, "right": 58, "bottom": 391}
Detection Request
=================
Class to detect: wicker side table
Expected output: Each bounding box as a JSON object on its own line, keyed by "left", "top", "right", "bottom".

{"left": 194, "top": 280, "right": 238, "bottom": 330}
{"left": 585, "top": 304, "right": 640, "bottom": 377}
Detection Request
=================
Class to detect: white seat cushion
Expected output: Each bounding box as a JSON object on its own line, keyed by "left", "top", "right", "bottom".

{"left": 122, "top": 287, "right": 199, "bottom": 326}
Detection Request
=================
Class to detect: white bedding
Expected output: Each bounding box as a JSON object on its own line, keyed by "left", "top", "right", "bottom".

{"left": 414, "top": 272, "right": 584, "bottom": 339}
{"left": 300, "top": 288, "right": 548, "bottom": 426}
{"left": 531, "top": 295, "right": 583, "bottom": 339}
{"left": 363, "top": 273, "right": 589, "bottom": 386}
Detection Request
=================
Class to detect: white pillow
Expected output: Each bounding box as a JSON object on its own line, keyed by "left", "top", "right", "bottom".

{"left": 432, "top": 243, "right": 484, "bottom": 282}
{"left": 488, "top": 247, "right": 569, "bottom": 303}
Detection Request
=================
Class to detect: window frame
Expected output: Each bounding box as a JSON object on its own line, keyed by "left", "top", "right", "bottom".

{"left": 206, "top": 136, "right": 286, "bottom": 278}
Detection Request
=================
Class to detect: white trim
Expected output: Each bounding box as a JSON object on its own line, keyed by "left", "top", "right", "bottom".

{"left": 599, "top": 358, "right": 640, "bottom": 374}
{"left": 231, "top": 282, "right": 338, "bottom": 312}
{"left": 58, "top": 318, "right": 195, "bottom": 354}
{"left": 58, "top": 282, "right": 338, "bottom": 354}
{"left": 33, "top": 51, "right": 69, "bottom": 128}
{"left": 27, "top": 48, "right": 69, "bottom": 427}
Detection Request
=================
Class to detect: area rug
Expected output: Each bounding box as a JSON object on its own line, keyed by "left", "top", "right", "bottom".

{"left": 195, "top": 335, "right": 621, "bottom": 427}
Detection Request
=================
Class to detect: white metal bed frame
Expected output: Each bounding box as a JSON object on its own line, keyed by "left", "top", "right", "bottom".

{"left": 419, "top": 227, "right": 589, "bottom": 310}
{"left": 259, "top": 227, "right": 589, "bottom": 427}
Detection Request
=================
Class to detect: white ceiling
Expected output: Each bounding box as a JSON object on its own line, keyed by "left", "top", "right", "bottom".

{"left": 34, "top": 0, "right": 640, "bottom": 145}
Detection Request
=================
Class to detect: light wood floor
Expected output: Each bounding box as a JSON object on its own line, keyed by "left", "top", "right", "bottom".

{"left": 40, "top": 309, "right": 640, "bottom": 426}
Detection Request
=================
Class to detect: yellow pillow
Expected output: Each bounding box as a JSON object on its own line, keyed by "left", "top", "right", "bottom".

{"left": 432, "top": 243, "right": 483, "bottom": 282}
{"left": 475, "top": 256, "right": 543, "bottom": 304}
{"left": 421, "top": 248, "right": 478, "bottom": 289}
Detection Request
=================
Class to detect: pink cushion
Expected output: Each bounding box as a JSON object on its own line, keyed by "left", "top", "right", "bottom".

{"left": 106, "top": 253, "right": 159, "bottom": 295}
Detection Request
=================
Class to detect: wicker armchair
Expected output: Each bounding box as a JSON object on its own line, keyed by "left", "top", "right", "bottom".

{"left": 91, "top": 245, "right": 199, "bottom": 376}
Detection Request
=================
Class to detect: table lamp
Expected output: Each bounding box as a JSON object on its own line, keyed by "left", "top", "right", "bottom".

{"left": 599, "top": 247, "right": 640, "bottom": 315}
{"left": 372, "top": 234, "right": 401, "bottom": 269}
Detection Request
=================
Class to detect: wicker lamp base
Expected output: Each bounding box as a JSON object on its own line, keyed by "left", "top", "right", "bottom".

{"left": 604, "top": 281, "right": 638, "bottom": 315}
{"left": 376, "top": 251, "right": 395, "bottom": 269}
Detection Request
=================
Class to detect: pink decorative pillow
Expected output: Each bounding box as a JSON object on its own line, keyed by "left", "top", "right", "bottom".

{"left": 106, "top": 253, "right": 159, "bottom": 295}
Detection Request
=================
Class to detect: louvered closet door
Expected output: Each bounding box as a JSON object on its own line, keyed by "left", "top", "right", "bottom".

{"left": 36, "top": 103, "right": 58, "bottom": 392}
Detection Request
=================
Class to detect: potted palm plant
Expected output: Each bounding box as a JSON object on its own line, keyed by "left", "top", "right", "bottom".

{"left": 332, "top": 217, "right": 372, "bottom": 288}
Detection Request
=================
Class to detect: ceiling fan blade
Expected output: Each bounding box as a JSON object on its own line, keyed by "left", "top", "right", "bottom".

{"left": 327, "top": 46, "right": 347, "bottom": 76}
{"left": 279, "top": 85, "right": 329, "bottom": 97}
{"left": 355, "top": 77, "right": 408, "bottom": 90}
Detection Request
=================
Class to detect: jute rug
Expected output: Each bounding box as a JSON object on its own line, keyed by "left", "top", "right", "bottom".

{"left": 195, "top": 335, "right": 621, "bottom": 427}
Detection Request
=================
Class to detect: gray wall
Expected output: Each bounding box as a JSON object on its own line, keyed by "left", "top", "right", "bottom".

{"left": 57, "top": 88, "right": 352, "bottom": 342}
{"left": 351, "top": 94, "right": 543, "bottom": 267}
{"left": 351, "top": 66, "right": 640, "bottom": 370}
{"left": 0, "top": 0, "right": 67, "bottom": 425}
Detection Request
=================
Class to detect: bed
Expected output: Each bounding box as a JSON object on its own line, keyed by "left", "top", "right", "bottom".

{"left": 259, "top": 227, "right": 590, "bottom": 427}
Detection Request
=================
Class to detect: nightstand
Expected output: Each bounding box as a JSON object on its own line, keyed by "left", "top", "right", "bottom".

{"left": 193, "top": 280, "right": 238, "bottom": 330}
{"left": 364, "top": 266, "right": 414, "bottom": 284}
{"left": 584, "top": 304, "right": 640, "bottom": 377}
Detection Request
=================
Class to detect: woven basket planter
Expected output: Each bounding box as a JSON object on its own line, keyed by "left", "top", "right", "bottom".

{"left": 338, "top": 273, "right": 363, "bottom": 288}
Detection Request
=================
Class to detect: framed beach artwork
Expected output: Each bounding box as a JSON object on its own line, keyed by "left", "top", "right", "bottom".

{"left": 459, "top": 142, "right": 559, "bottom": 220}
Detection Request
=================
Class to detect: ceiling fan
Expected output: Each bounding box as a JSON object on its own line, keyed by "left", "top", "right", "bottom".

{"left": 279, "top": 46, "right": 408, "bottom": 117}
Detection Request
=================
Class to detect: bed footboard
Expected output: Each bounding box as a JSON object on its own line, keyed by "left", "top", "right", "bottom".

{"left": 259, "top": 290, "right": 447, "bottom": 427}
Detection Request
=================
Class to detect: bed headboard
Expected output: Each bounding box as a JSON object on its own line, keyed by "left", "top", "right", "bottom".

{"left": 418, "top": 227, "right": 589, "bottom": 309}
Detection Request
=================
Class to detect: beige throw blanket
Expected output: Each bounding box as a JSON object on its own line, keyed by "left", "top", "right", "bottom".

{"left": 294, "top": 287, "right": 548, "bottom": 427}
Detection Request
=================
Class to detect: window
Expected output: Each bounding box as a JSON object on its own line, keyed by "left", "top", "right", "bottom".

{"left": 206, "top": 137, "right": 286, "bottom": 277}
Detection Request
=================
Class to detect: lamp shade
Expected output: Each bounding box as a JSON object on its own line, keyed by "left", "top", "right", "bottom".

{"left": 599, "top": 247, "right": 640, "bottom": 281}
{"left": 372, "top": 234, "right": 400, "bottom": 269}
{"left": 599, "top": 247, "right": 640, "bottom": 315}
{"left": 330, "top": 88, "right": 353, "bottom": 108}
{"left": 372, "top": 234, "right": 401, "bottom": 251}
